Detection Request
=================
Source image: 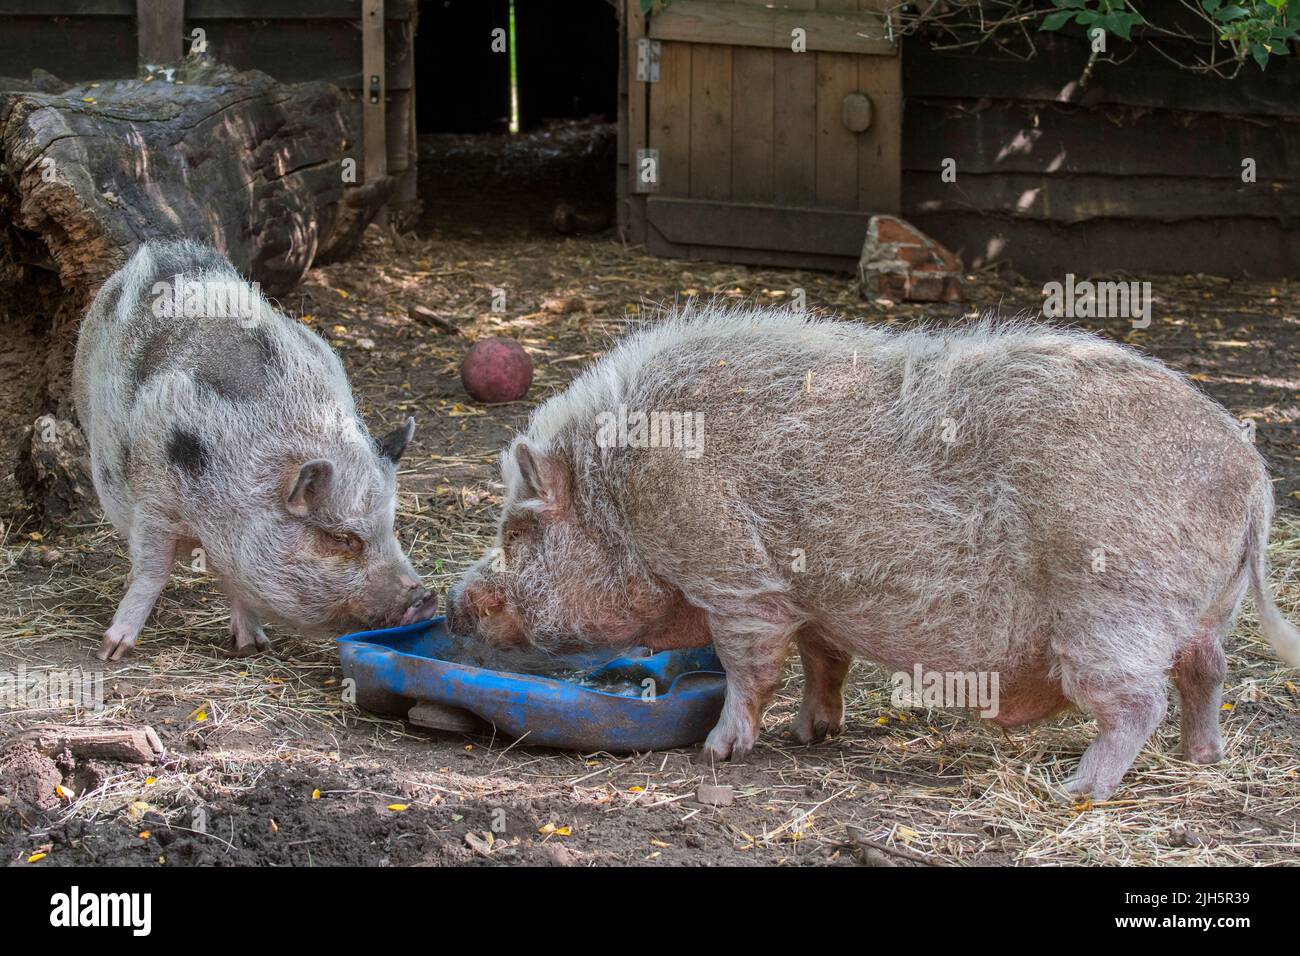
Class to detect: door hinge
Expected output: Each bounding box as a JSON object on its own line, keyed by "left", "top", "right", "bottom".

{"left": 636, "top": 38, "right": 661, "bottom": 83}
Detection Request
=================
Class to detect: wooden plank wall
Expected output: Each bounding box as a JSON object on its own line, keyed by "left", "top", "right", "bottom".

{"left": 0, "top": 1, "right": 138, "bottom": 82}
{"left": 624, "top": 0, "right": 1300, "bottom": 276}
{"left": 901, "top": 30, "right": 1300, "bottom": 277}
{"left": 137, "top": 0, "right": 184, "bottom": 65}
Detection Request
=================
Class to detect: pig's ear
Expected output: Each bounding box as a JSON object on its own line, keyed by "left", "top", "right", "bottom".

{"left": 286, "top": 459, "right": 334, "bottom": 516}
{"left": 513, "top": 441, "right": 568, "bottom": 511}
{"left": 377, "top": 417, "right": 416, "bottom": 465}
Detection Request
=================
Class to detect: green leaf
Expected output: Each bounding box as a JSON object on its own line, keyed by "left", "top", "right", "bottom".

{"left": 1040, "top": 9, "right": 1077, "bottom": 30}
{"left": 1102, "top": 10, "right": 1143, "bottom": 39}
{"left": 1251, "top": 40, "right": 1270, "bottom": 68}
{"left": 1213, "top": 5, "right": 1251, "bottom": 20}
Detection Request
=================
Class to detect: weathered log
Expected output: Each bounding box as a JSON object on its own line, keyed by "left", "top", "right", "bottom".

{"left": 0, "top": 58, "right": 392, "bottom": 521}
{"left": 13, "top": 724, "right": 165, "bottom": 764}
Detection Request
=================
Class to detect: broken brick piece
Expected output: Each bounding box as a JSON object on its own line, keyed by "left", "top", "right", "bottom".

{"left": 858, "top": 215, "right": 963, "bottom": 303}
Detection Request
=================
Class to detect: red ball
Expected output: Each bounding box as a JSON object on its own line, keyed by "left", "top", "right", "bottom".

{"left": 460, "top": 337, "right": 534, "bottom": 404}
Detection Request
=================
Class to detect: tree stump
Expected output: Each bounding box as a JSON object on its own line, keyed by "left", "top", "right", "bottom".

{"left": 15, "top": 414, "right": 96, "bottom": 527}
{"left": 0, "top": 58, "right": 393, "bottom": 522}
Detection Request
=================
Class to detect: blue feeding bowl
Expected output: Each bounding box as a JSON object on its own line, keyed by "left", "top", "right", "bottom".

{"left": 337, "top": 616, "right": 727, "bottom": 753}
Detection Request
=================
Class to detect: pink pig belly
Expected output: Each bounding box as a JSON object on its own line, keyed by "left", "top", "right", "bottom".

{"left": 836, "top": 620, "right": 1069, "bottom": 728}
{"left": 984, "top": 671, "right": 1068, "bottom": 727}
{"left": 638, "top": 594, "right": 1071, "bottom": 726}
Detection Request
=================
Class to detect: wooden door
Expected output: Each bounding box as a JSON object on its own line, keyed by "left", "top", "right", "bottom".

{"left": 624, "top": 0, "right": 900, "bottom": 271}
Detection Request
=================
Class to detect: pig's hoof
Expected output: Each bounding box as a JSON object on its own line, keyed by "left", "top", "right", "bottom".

{"left": 1060, "top": 774, "right": 1090, "bottom": 798}
{"left": 693, "top": 744, "right": 726, "bottom": 765}
{"left": 226, "top": 624, "right": 271, "bottom": 657}
{"left": 788, "top": 713, "right": 843, "bottom": 745}
{"left": 1060, "top": 773, "right": 1116, "bottom": 803}
{"left": 225, "top": 636, "right": 271, "bottom": 658}
{"left": 96, "top": 625, "right": 137, "bottom": 662}
{"left": 225, "top": 642, "right": 268, "bottom": 659}
{"left": 695, "top": 724, "right": 755, "bottom": 764}
{"left": 1183, "top": 741, "right": 1223, "bottom": 765}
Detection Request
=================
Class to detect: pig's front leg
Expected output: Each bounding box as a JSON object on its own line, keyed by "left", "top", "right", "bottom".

{"left": 227, "top": 599, "right": 271, "bottom": 657}
{"left": 98, "top": 525, "right": 181, "bottom": 661}
{"left": 695, "top": 596, "right": 800, "bottom": 763}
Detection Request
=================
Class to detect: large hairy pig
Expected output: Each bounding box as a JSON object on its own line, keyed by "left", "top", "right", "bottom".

{"left": 74, "top": 240, "right": 437, "bottom": 661}
{"left": 449, "top": 304, "right": 1300, "bottom": 799}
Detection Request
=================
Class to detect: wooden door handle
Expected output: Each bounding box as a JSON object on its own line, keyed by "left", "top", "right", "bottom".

{"left": 842, "top": 92, "right": 873, "bottom": 133}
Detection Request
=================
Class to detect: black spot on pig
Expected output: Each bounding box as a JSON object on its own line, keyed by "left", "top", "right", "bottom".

{"left": 119, "top": 443, "right": 132, "bottom": 481}
{"left": 167, "top": 429, "right": 209, "bottom": 479}
{"left": 194, "top": 324, "right": 279, "bottom": 401}
{"left": 129, "top": 322, "right": 187, "bottom": 394}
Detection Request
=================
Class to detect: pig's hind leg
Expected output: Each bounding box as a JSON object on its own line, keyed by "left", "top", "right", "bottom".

{"left": 1060, "top": 687, "right": 1167, "bottom": 801}
{"left": 1172, "top": 638, "right": 1226, "bottom": 765}
{"left": 1056, "top": 622, "right": 1173, "bottom": 800}
{"left": 1172, "top": 575, "right": 1243, "bottom": 766}
{"left": 98, "top": 523, "right": 181, "bottom": 661}
{"left": 696, "top": 596, "right": 801, "bottom": 763}
{"left": 789, "top": 630, "right": 852, "bottom": 744}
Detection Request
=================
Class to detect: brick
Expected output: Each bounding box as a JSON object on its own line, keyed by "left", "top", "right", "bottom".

{"left": 859, "top": 215, "right": 964, "bottom": 303}
{"left": 872, "top": 215, "right": 922, "bottom": 247}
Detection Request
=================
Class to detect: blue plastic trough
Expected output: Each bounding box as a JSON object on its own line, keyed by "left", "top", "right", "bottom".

{"left": 337, "top": 616, "right": 727, "bottom": 753}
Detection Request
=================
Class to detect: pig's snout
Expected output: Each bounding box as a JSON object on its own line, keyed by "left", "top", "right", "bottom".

{"left": 448, "top": 580, "right": 497, "bottom": 631}
{"left": 447, "top": 578, "right": 528, "bottom": 646}
{"left": 399, "top": 576, "right": 439, "bottom": 626}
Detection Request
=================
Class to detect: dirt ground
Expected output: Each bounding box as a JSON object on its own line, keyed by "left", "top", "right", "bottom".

{"left": 2, "top": 135, "right": 1300, "bottom": 866}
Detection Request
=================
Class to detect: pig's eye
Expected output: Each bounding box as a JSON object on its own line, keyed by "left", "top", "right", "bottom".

{"left": 320, "top": 530, "right": 364, "bottom": 555}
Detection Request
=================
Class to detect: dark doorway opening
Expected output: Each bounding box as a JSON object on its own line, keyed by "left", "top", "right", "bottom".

{"left": 414, "top": 0, "right": 511, "bottom": 135}
{"left": 515, "top": 0, "right": 619, "bottom": 131}
{"left": 413, "top": 0, "right": 619, "bottom": 238}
